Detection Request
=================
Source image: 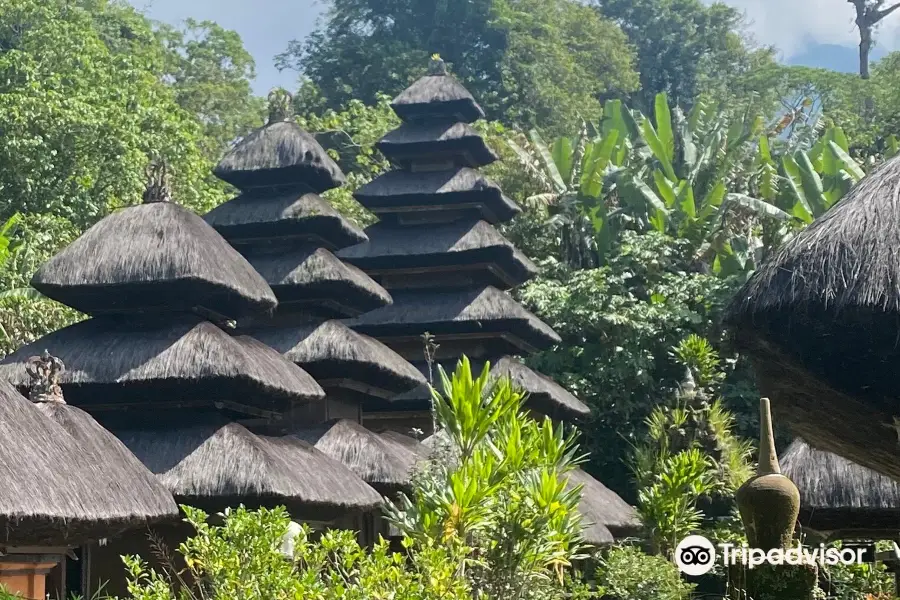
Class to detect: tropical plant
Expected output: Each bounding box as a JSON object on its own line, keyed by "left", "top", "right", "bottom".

{"left": 593, "top": 545, "right": 694, "bottom": 600}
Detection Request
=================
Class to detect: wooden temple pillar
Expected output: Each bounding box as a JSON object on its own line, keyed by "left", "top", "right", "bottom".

{"left": 0, "top": 549, "right": 67, "bottom": 600}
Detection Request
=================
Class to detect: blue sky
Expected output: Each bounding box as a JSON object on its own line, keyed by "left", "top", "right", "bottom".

{"left": 129, "top": 0, "right": 900, "bottom": 96}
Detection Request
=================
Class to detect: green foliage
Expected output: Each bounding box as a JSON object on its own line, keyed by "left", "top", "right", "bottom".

{"left": 278, "top": 0, "right": 637, "bottom": 134}
{"left": 385, "top": 357, "right": 588, "bottom": 600}
{"left": 594, "top": 545, "right": 694, "bottom": 600}
{"left": 819, "top": 542, "right": 896, "bottom": 600}
{"left": 123, "top": 505, "right": 473, "bottom": 600}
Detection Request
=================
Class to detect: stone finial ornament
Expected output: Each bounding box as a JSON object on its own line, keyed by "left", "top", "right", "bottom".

{"left": 267, "top": 88, "right": 294, "bottom": 123}
{"left": 142, "top": 159, "right": 172, "bottom": 204}
{"left": 25, "top": 350, "right": 66, "bottom": 404}
{"left": 736, "top": 397, "right": 800, "bottom": 551}
{"left": 428, "top": 54, "right": 448, "bottom": 76}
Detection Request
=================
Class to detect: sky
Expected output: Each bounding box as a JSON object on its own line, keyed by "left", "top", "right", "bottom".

{"left": 128, "top": 0, "right": 900, "bottom": 96}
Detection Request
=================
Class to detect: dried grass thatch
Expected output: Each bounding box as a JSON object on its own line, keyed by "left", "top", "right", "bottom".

{"left": 391, "top": 65, "right": 485, "bottom": 124}
{"left": 376, "top": 122, "right": 498, "bottom": 168}
{"left": 353, "top": 167, "right": 520, "bottom": 224}
{"left": 247, "top": 320, "right": 426, "bottom": 396}
{"left": 0, "top": 381, "right": 175, "bottom": 546}
{"left": 244, "top": 246, "right": 392, "bottom": 316}
{"left": 378, "top": 430, "right": 427, "bottom": 456}
{"left": 214, "top": 121, "right": 346, "bottom": 193}
{"left": 346, "top": 286, "right": 560, "bottom": 352}
{"left": 115, "top": 418, "right": 382, "bottom": 517}
{"left": 781, "top": 438, "right": 900, "bottom": 538}
{"left": 337, "top": 219, "right": 537, "bottom": 289}
{"left": 566, "top": 469, "right": 640, "bottom": 539}
{"left": 203, "top": 188, "right": 366, "bottom": 250}
{"left": 0, "top": 315, "right": 324, "bottom": 412}
{"left": 32, "top": 202, "right": 276, "bottom": 320}
{"left": 290, "top": 419, "right": 421, "bottom": 492}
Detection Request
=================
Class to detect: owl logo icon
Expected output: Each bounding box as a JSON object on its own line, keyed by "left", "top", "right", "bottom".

{"left": 674, "top": 535, "right": 716, "bottom": 576}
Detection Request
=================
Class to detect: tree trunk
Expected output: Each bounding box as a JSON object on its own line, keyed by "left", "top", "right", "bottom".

{"left": 859, "top": 24, "right": 872, "bottom": 79}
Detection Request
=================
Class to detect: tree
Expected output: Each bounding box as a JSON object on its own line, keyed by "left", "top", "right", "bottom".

{"left": 276, "top": 0, "right": 637, "bottom": 134}
{"left": 849, "top": 0, "right": 900, "bottom": 79}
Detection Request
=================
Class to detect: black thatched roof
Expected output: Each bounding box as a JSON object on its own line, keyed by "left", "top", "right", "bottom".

{"left": 214, "top": 121, "right": 346, "bottom": 193}
{"left": 116, "top": 419, "right": 382, "bottom": 516}
{"left": 353, "top": 167, "right": 521, "bottom": 224}
{"left": 391, "top": 61, "right": 485, "bottom": 124}
{"left": 290, "top": 419, "right": 421, "bottom": 492}
{"left": 566, "top": 469, "right": 641, "bottom": 539}
{"left": 244, "top": 246, "right": 392, "bottom": 316}
{"left": 0, "top": 381, "right": 176, "bottom": 546}
{"left": 336, "top": 219, "right": 537, "bottom": 290}
{"left": 0, "top": 315, "right": 325, "bottom": 413}
{"left": 391, "top": 358, "right": 589, "bottom": 421}
{"left": 31, "top": 202, "right": 277, "bottom": 320}
{"left": 781, "top": 438, "right": 900, "bottom": 538}
{"left": 246, "top": 320, "right": 426, "bottom": 398}
{"left": 203, "top": 188, "right": 366, "bottom": 250}
{"left": 346, "top": 286, "right": 560, "bottom": 353}
{"left": 376, "top": 122, "right": 498, "bottom": 168}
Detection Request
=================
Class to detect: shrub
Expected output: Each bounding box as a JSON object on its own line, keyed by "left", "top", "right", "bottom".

{"left": 594, "top": 545, "right": 694, "bottom": 600}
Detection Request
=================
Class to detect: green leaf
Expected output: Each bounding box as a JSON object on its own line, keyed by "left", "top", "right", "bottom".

{"left": 795, "top": 150, "right": 826, "bottom": 216}
{"left": 782, "top": 154, "right": 813, "bottom": 221}
{"left": 827, "top": 141, "right": 865, "bottom": 182}
{"left": 677, "top": 182, "right": 696, "bottom": 219}
{"left": 551, "top": 137, "right": 575, "bottom": 183}
{"left": 726, "top": 193, "right": 792, "bottom": 222}
{"left": 654, "top": 93, "right": 674, "bottom": 165}
{"left": 888, "top": 135, "right": 900, "bottom": 159}
{"left": 629, "top": 176, "right": 669, "bottom": 218}
{"left": 652, "top": 170, "right": 677, "bottom": 208}
{"left": 639, "top": 115, "right": 676, "bottom": 181}
{"left": 528, "top": 129, "right": 566, "bottom": 194}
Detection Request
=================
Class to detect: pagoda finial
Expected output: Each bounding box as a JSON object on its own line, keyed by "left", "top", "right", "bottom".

{"left": 25, "top": 350, "right": 66, "bottom": 404}
{"left": 268, "top": 88, "right": 294, "bottom": 123}
{"left": 428, "top": 54, "right": 448, "bottom": 76}
{"left": 142, "top": 158, "right": 172, "bottom": 204}
{"left": 758, "top": 397, "right": 781, "bottom": 475}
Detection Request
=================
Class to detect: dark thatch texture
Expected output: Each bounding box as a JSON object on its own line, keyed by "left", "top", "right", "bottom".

{"left": 291, "top": 419, "right": 421, "bottom": 492}
{"left": 376, "top": 122, "right": 498, "bottom": 168}
{"left": 0, "top": 381, "right": 175, "bottom": 546}
{"left": 337, "top": 219, "right": 537, "bottom": 289}
{"left": 346, "top": 286, "right": 561, "bottom": 353}
{"left": 566, "top": 468, "right": 641, "bottom": 539}
{"left": 353, "top": 168, "right": 520, "bottom": 224}
{"left": 214, "top": 121, "right": 346, "bottom": 193}
{"left": 781, "top": 438, "right": 900, "bottom": 538}
{"left": 391, "top": 73, "right": 485, "bottom": 124}
{"left": 115, "top": 419, "right": 382, "bottom": 518}
{"left": 247, "top": 320, "right": 426, "bottom": 397}
{"left": 203, "top": 188, "right": 366, "bottom": 250}
{"left": 391, "top": 358, "right": 589, "bottom": 421}
{"left": 724, "top": 155, "right": 900, "bottom": 477}
{"left": 31, "top": 203, "right": 277, "bottom": 320}
{"left": 244, "top": 247, "right": 392, "bottom": 316}
{"left": 378, "top": 430, "right": 427, "bottom": 456}
{"left": 0, "top": 315, "right": 325, "bottom": 413}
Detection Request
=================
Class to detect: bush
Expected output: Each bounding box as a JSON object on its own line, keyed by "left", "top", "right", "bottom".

{"left": 594, "top": 545, "right": 694, "bottom": 600}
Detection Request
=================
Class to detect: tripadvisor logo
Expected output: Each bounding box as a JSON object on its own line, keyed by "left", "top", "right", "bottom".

{"left": 674, "top": 535, "right": 866, "bottom": 576}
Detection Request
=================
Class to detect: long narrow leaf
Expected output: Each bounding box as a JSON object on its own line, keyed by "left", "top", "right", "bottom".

{"left": 795, "top": 151, "right": 826, "bottom": 216}
{"left": 652, "top": 170, "right": 677, "bottom": 208}
{"left": 827, "top": 141, "right": 865, "bottom": 182}
{"left": 528, "top": 129, "right": 567, "bottom": 194}
{"left": 726, "top": 193, "right": 792, "bottom": 222}
{"left": 551, "top": 137, "right": 575, "bottom": 184}
{"left": 654, "top": 93, "right": 675, "bottom": 165}
{"left": 640, "top": 115, "right": 676, "bottom": 181}
{"left": 782, "top": 155, "right": 813, "bottom": 220}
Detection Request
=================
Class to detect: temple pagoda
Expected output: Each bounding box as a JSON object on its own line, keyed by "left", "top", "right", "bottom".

{"left": 334, "top": 57, "right": 635, "bottom": 544}
{"left": 0, "top": 163, "right": 381, "bottom": 596}
{"left": 204, "top": 90, "right": 427, "bottom": 501}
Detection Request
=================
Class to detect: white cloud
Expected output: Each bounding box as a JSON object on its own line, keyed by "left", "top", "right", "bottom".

{"left": 718, "top": 0, "right": 900, "bottom": 58}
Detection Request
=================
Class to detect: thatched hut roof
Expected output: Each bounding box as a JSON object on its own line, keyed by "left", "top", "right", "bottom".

{"left": 290, "top": 419, "right": 421, "bottom": 492}
{"left": 353, "top": 167, "right": 520, "bottom": 224}
{"left": 0, "top": 315, "right": 325, "bottom": 414}
{"left": 724, "top": 155, "right": 900, "bottom": 478}
{"left": 246, "top": 320, "right": 426, "bottom": 398}
{"left": 566, "top": 469, "right": 641, "bottom": 539}
{"left": 214, "top": 121, "right": 346, "bottom": 193}
{"left": 203, "top": 188, "right": 366, "bottom": 250}
{"left": 346, "top": 286, "right": 560, "bottom": 353}
{"left": 31, "top": 202, "right": 276, "bottom": 320}
{"left": 376, "top": 122, "right": 498, "bottom": 168}
{"left": 337, "top": 219, "right": 537, "bottom": 290}
{"left": 0, "top": 381, "right": 176, "bottom": 546}
{"left": 378, "top": 430, "right": 426, "bottom": 455}
{"left": 244, "top": 246, "right": 392, "bottom": 316}
{"left": 781, "top": 438, "right": 900, "bottom": 538}
{"left": 115, "top": 418, "right": 382, "bottom": 519}
{"left": 391, "top": 59, "right": 485, "bottom": 124}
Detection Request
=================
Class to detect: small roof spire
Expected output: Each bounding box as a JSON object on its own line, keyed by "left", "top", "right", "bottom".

{"left": 268, "top": 88, "right": 294, "bottom": 123}
{"left": 142, "top": 159, "right": 172, "bottom": 204}
{"left": 428, "top": 54, "right": 448, "bottom": 76}
{"left": 25, "top": 350, "right": 66, "bottom": 404}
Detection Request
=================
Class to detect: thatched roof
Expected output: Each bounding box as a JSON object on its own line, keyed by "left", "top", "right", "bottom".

{"left": 244, "top": 246, "right": 392, "bottom": 316}
{"left": 0, "top": 381, "right": 175, "bottom": 546}
{"left": 290, "top": 419, "right": 421, "bottom": 492}
{"left": 115, "top": 418, "right": 382, "bottom": 517}
{"left": 392, "top": 358, "right": 589, "bottom": 421}
{"left": 214, "top": 121, "right": 346, "bottom": 193}
{"left": 376, "top": 122, "right": 498, "bottom": 168}
{"left": 203, "top": 188, "right": 366, "bottom": 250}
{"left": 337, "top": 219, "right": 537, "bottom": 289}
{"left": 353, "top": 167, "right": 521, "bottom": 224}
{"left": 0, "top": 315, "right": 325, "bottom": 413}
{"left": 246, "top": 320, "right": 426, "bottom": 398}
{"left": 566, "top": 468, "right": 641, "bottom": 539}
{"left": 31, "top": 202, "right": 277, "bottom": 320}
{"left": 378, "top": 430, "right": 427, "bottom": 455}
{"left": 781, "top": 438, "right": 900, "bottom": 538}
{"left": 391, "top": 60, "right": 485, "bottom": 124}
{"left": 346, "top": 286, "right": 560, "bottom": 353}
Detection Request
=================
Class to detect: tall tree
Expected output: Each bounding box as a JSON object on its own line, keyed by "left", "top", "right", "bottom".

{"left": 849, "top": 0, "right": 900, "bottom": 79}
{"left": 276, "top": 0, "right": 638, "bottom": 134}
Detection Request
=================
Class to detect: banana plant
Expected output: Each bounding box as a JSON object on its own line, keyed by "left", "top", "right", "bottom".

{"left": 0, "top": 213, "right": 21, "bottom": 267}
